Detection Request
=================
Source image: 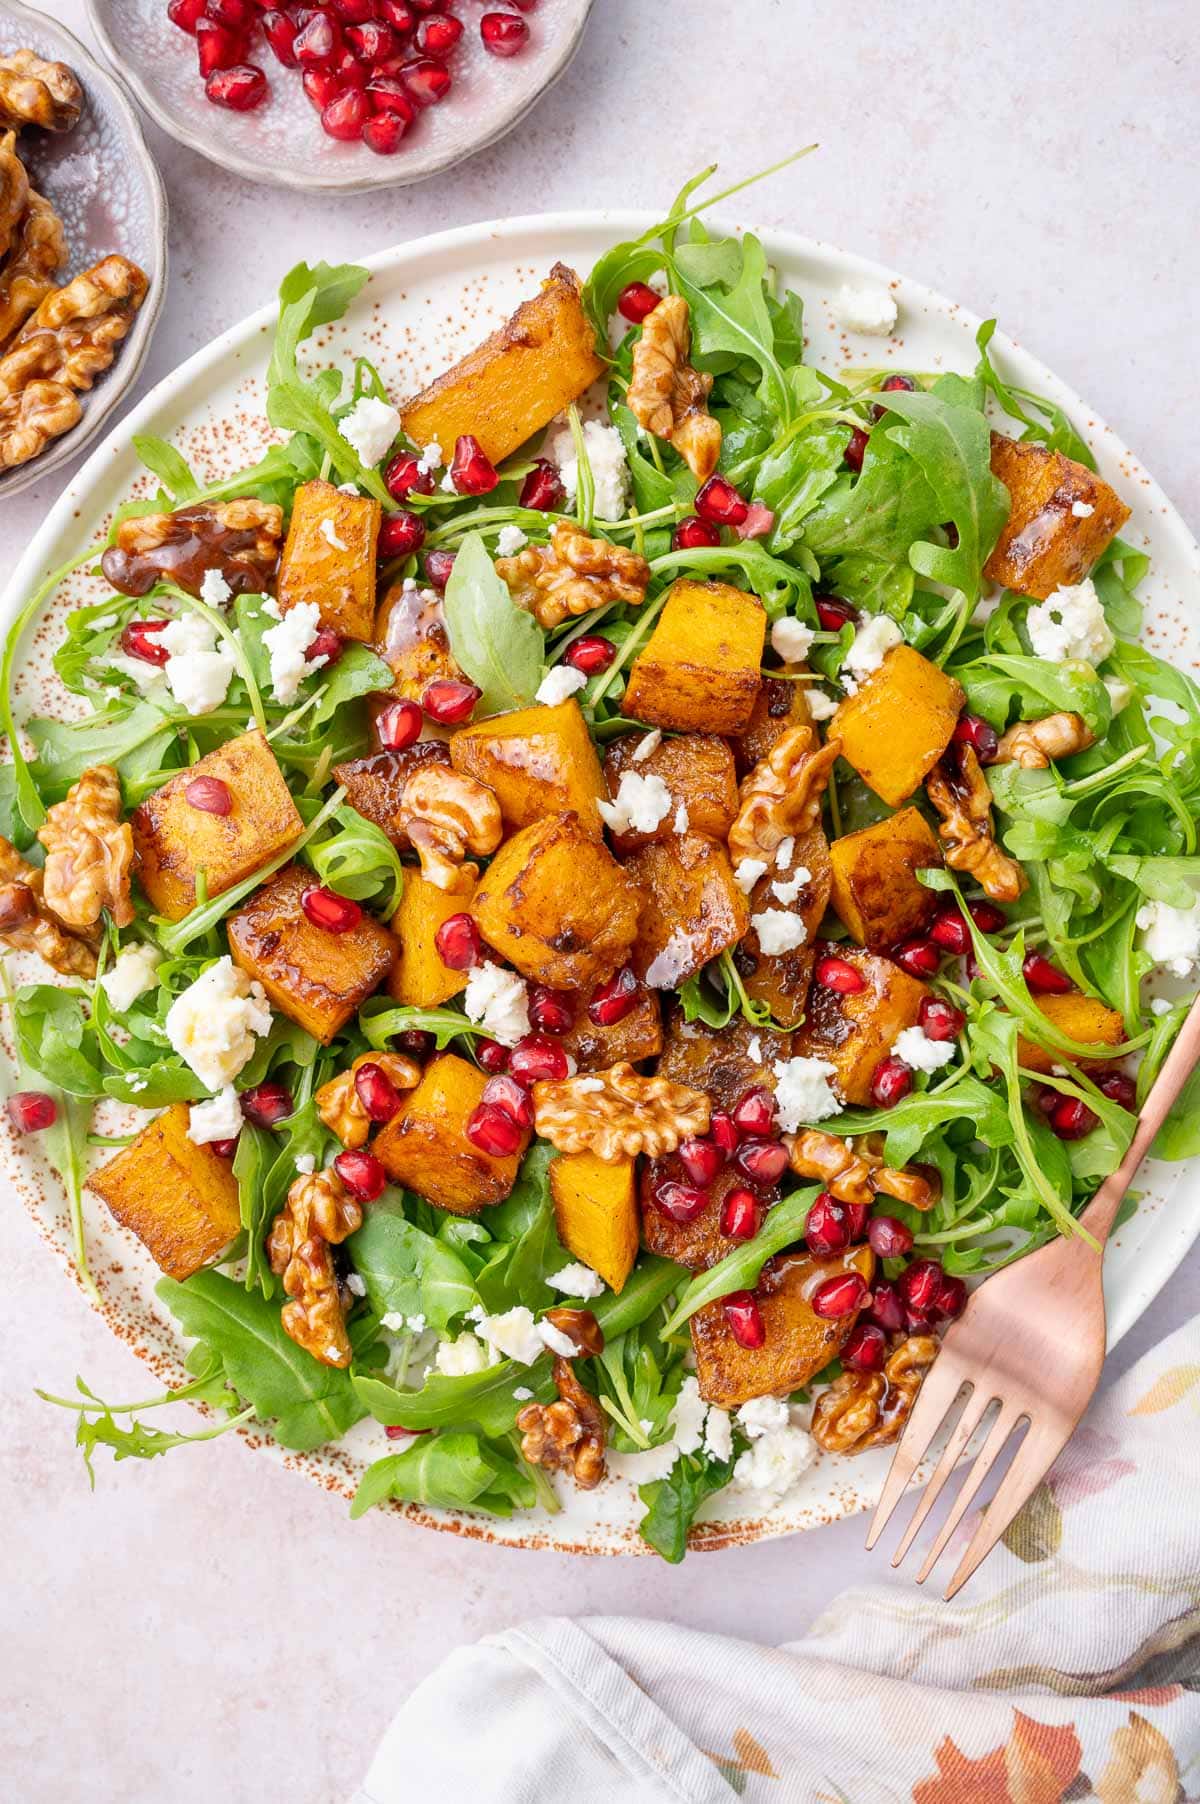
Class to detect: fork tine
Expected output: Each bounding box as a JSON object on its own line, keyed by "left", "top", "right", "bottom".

{"left": 891, "top": 1384, "right": 995, "bottom": 1568}
{"left": 914, "top": 1402, "right": 1022, "bottom": 1585}
{"left": 865, "top": 1355, "right": 970, "bottom": 1550}
{"left": 942, "top": 1417, "right": 1065, "bottom": 1600}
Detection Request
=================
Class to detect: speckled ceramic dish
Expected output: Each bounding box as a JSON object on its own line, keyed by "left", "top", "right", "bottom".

{"left": 85, "top": 0, "right": 592, "bottom": 193}
{"left": 5, "top": 214, "right": 1199, "bottom": 1553}
{"left": 0, "top": 0, "right": 166, "bottom": 500}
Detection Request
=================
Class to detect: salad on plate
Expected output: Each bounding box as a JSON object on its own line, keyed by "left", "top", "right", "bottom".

{"left": 10, "top": 164, "right": 1200, "bottom": 1558}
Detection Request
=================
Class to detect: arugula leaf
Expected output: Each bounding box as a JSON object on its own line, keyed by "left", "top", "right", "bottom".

{"left": 354, "top": 1358, "right": 555, "bottom": 1438}
{"left": 38, "top": 1363, "right": 247, "bottom": 1485}
{"left": 350, "top": 1200, "right": 479, "bottom": 1334}
{"left": 233, "top": 1124, "right": 276, "bottom": 1297}
{"left": 350, "top": 1431, "right": 536, "bottom": 1520}
{"left": 265, "top": 261, "right": 389, "bottom": 502}
{"left": 475, "top": 1174, "right": 567, "bottom": 1315}
{"left": 638, "top": 1451, "right": 734, "bottom": 1562}
{"left": 674, "top": 230, "right": 791, "bottom": 422}
{"left": 958, "top": 652, "right": 1112, "bottom": 737}
{"left": 443, "top": 532, "right": 544, "bottom": 715}
{"left": 974, "top": 321, "right": 1096, "bottom": 467}
{"left": 660, "top": 1188, "right": 819, "bottom": 1336}
{"left": 358, "top": 999, "right": 481, "bottom": 1052}
{"left": 308, "top": 802, "right": 405, "bottom": 916}
{"left": 131, "top": 435, "right": 200, "bottom": 503}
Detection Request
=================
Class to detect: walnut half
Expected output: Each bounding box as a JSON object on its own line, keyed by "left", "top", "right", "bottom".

{"left": 0, "top": 186, "right": 67, "bottom": 346}
{"left": 101, "top": 498, "right": 284, "bottom": 600}
{"left": 395, "top": 764, "right": 502, "bottom": 892}
{"left": 0, "top": 836, "right": 96, "bottom": 976}
{"left": 788, "top": 1128, "right": 942, "bottom": 1212}
{"left": 37, "top": 765, "right": 133, "bottom": 931}
{"left": 810, "top": 1333, "right": 939, "bottom": 1454}
{"left": 532, "top": 1060, "right": 710, "bottom": 1161}
{"left": 627, "top": 294, "right": 722, "bottom": 484}
{"left": 1, "top": 255, "right": 148, "bottom": 398}
{"left": 517, "top": 1356, "right": 607, "bottom": 1490}
{"left": 497, "top": 521, "right": 649, "bottom": 630}
{"left": 995, "top": 711, "right": 1095, "bottom": 770}
{"left": 0, "top": 50, "right": 83, "bottom": 133}
{"left": 267, "top": 1168, "right": 364, "bottom": 1368}
{"left": 728, "top": 724, "right": 841, "bottom": 866}
{"left": 926, "top": 744, "right": 1027, "bottom": 904}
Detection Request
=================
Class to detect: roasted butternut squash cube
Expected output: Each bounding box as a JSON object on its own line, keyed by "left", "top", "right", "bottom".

{"left": 829, "top": 806, "right": 943, "bottom": 951}
{"left": 622, "top": 579, "right": 765, "bottom": 735}
{"left": 88, "top": 1103, "right": 241, "bottom": 1281}
{"left": 132, "top": 728, "right": 303, "bottom": 922}
{"left": 451, "top": 699, "right": 606, "bottom": 837}
{"left": 372, "top": 1052, "right": 526, "bottom": 1213}
{"left": 388, "top": 867, "right": 476, "bottom": 1008}
{"left": 602, "top": 731, "right": 738, "bottom": 855}
{"left": 470, "top": 813, "right": 641, "bottom": 990}
{"left": 739, "top": 824, "right": 833, "bottom": 1027}
{"left": 692, "top": 1246, "right": 875, "bottom": 1408}
{"left": 984, "top": 433, "right": 1131, "bottom": 601}
{"left": 625, "top": 833, "right": 749, "bottom": 989}
{"left": 735, "top": 668, "right": 813, "bottom": 776}
{"left": 1017, "top": 991, "right": 1127, "bottom": 1073}
{"left": 374, "top": 578, "right": 462, "bottom": 704}
{"left": 831, "top": 645, "right": 965, "bottom": 808}
{"left": 277, "top": 479, "right": 381, "bottom": 642}
{"left": 793, "top": 945, "right": 928, "bottom": 1105}
{"left": 560, "top": 981, "right": 662, "bottom": 1073}
{"left": 399, "top": 264, "right": 604, "bottom": 466}
{"left": 333, "top": 742, "right": 449, "bottom": 846}
{"left": 550, "top": 1151, "right": 638, "bottom": 1293}
{"left": 227, "top": 862, "right": 397, "bottom": 1044}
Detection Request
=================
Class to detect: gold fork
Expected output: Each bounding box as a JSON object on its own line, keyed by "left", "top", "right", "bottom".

{"left": 866, "top": 992, "right": 1200, "bottom": 1599}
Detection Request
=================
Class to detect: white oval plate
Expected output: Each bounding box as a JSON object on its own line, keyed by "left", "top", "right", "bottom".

{"left": 5, "top": 213, "right": 1199, "bottom": 1554}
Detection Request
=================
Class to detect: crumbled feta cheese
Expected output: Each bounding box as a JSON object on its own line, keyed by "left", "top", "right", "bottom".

{"left": 263, "top": 599, "right": 322, "bottom": 705}
{"left": 775, "top": 837, "right": 795, "bottom": 870}
{"left": 735, "top": 857, "right": 769, "bottom": 894}
{"left": 1071, "top": 500, "right": 1095, "bottom": 518}
{"left": 295, "top": 1153, "right": 316, "bottom": 1174}
{"left": 99, "top": 943, "right": 161, "bottom": 1012}
{"left": 772, "top": 867, "right": 811, "bottom": 906}
{"left": 737, "top": 1396, "right": 791, "bottom": 1439}
{"left": 1026, "top": 578, "right": 1115, "bottom": 666}
{"left": 337, "top": 482, "right": 360, "bottom": 496}
{"left": 474, "top": 1306, "right": 544, "bottom": 1365}
{"left": 407, "top": 1313, "right": 427, "bottom": 1336}
{"left": 1104, "top": 675, "right": 1133, "bottom": 713}
{"left": 199, "top": 568, "right": 232, "bottom": 609}
{"left": 631, "top": 729, "right": 662, "bottom": 763}
{"left": 733, "top": 1422, "right": 816, "bottom": 1505}
{"left": 417, "top": 441, "right": 443, "bottom": 474}
{"left": 463, "top": 962, "right": 530, "bottom": 1047}
{"left": 538, "top": 1320, "right": 578, "bottom": 1358}
{"left": 165, "top": 957, "right": 272, "bottom": 1091}
{"left": 495, "top": 525, "right": 528, "bottom": 557}
{"left": 440, "top": 469, "right": 457, "bottom": 493}
{"left": 751, "top": 908, "right": 807, "bottom": 955}
{"left": 772, "top": 1055, "right": 842, "bottom": 1130}
{"left": 770, "top": 617, "right": 815, "bottom": 662}
{"left": 1151, "top": 996, "right": 1173, "bottom": 1017}
{"left": 833, "top": 282, "right": 898, "bottom": 337}
{"left": 158, "top": 614, "right": 236, "bottom": 715}
{"left": 644, "top": 927, "right": 695, "bottom": 989}
{"left": 892, "top": 1024, "right": 957, "bottom": 1072}
{"left": 513, "top": 1385, "right": 534, "bottom": 1401}
{"left": 535, "top": 664, "right": 587, "bottom": 706}
{"left": 598, "top": 771, "right": 673, "bottom": 837}
{"left": 746, "top": 1035, "right": 762, "bottom": 1064}
{"left": 805, "top": 687, "right": 838, "bottom": 721}
{"left": 380, "top": 1311, "right": 406, "bottom": 1333}
{"left": 670, "top": 1376, "right": 709, "bottom": 1457}
{"left": 550, "top": 418, "right": 631, "bottom": 522}
{"left": 346, "top": 1273, "right": 367, "bottom": 1298}
{"left": 92, "top": 613, "right": 118, "bottom": 630}
{"left": 187, "top": 1084, "right": 242, "bottom": 1145}
{"left": 842, "top": 613, "right": 904, "bottom": 692}
{"left": 105, "top": 652, "right": 168, "bottom": 694}
{"left": 338, "top": 395, "right": 401, "bottom": 468}
{"left": 673, "top": 801, "right": 689, "bottom": 834}
{"left": 1137, "top": 896, "right": 1200, "bottom": 977}
{"left": 547, "top": 1261, "right": 605, "bottom": 1299}
{"left": 435, "top": 1332, "right": 491, "bottom": 1376}
{"left": 319, "top": 516, "right": 347, "bottom": 552}
{"left": 703, "top": 1406, "right": 733, "bottom": 1462}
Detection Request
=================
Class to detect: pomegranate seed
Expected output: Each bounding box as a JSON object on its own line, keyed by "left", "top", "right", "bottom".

{"left": 898, "top": 1259, "right": 943, "bottom": 1313}
{"left": 322, "top": 87, "right": 369, "bottom": 137}
{"left": 694, "top": 474, "right": 749, "bottom": 527}
{"left": 894, "top": 938, "right": 941, "bottom": 979}
{"left": 719, "top": 1187, "right": 759, "bottom": 1240}
{"left": 844, "top": 1200, "right": 870, "bottom": 1241}
{"left": 672, "top": 515, "right": 721, "bottom": 550}
{"left": 814, "top": 952, "right": 866, "bottom": 995}
{"left": 722, "top": 1290, "right": 765, "bottom": 1348}
{"left": 182, "top": 774, "right": 233, "bottom": 819}
{"left": 735, "top": 502, "right": 775, "bottom": 541}
{"left": 376, "top": 697, "right": 423, "bottom": 750}
{"left": 509, "top": 0, "right": 538, "bottom": 8}
{"left": 1098, "top": 1071, "right": 1137, "bottom": 1110}
{"left": 843, "top": 1321, "right": 888, "bottom": 1371}
{"left": 1034, "top": 1084, "right": 1061, "bottom": 1116}
{"left": 952, "top": 711, "right": 1000, "bottom": 765}
{"left": 240, "top": 1082, "right": 293, "bottom": 1127}
{"left": 332, "top": 47, "right": 370, "bottom": 86}
{"left": 476, "top": 1037, "right": 509, "bottom": 1073}
{"left": 870, "top": 1056, "right": 914, "bottom": 1108}
{"left": 528, "top": 986, "right": 574, "bottom": 1035}
{"left": 209, "top": 0, "right": 252, "bottom": 25}
{"left": 210, "top": 1136, "right": 239, "bottom": 1159}
{"left": 334, "top": 1148, "right": 388, "bottom": 1200}
{"left": 867, "top": 1279, "right": 906, "bottom": 1333}
{"left": 384, "top": 1424, "right": 424, "bottom": 1440}
{"left": 396, "top": 1029, "right": 435, "bottom": 1058}
{"left": 422, "top": 678, "right": 480, "bottom": 724}
{"left": 731, "top": 1085, "right": 775, "bottom": 1138}
{"left": 424, "top": 548, "right": 456, "bottom": 588}
{"left": 416, "top": 12, "right": 461, "bottom": 52}
{"left": 734, "top": 1138, "right": 789, "bottom": 1188}
{"left": 449, "top": 433, "right": 497, "bottom": 494}
{"left": 306, "top": 628, "right": 342, "bottom": 666}
{"left": 617, "top": 282, "right": 662, "bottom": 324}
{"left": 815, "top": 596, "right": 858, "bottom": 633}
{"left": 867, "top": 1214, "right": 914, "bottom": 1257}
{"left": 261, "top": 8, "right": 299, "bottom": 60}
{"left": 1023, "top": 951, "right": 1072, "bottom": 995}
{"left": 205, "top": 58, "right": 267, "bottom": 108}
{"left": 301, "top": 885, "right": 364, "bottom": 932}
{"left": 302, "top": 67, "right": 342, "bottom": 106}
{"left": 400, "top": 55, "right": 452, "bottom": 104}
{"left": 168, "top": 0, "right": 208, "bottom": 30}
{"left": 196, "top": 18, "right": 245, "bottom": 74}
{"left": 588, "top": 966, "right": 638, "bottom": 1027}
{"left": 805, "top": 1191, "right": 851, "bottom": 1255}
{"left": 293, "top": 10, "right": 339, "bottom": 63}
{"left": 7, "top": 1090, "right": 56, "bottom": 1132}
{"left": 918, "top": 996, "right": 964, "bottom": 1042}
{"left": 480, "top": 10, "right": 528, "bottom": 54}
{"left": 564, "top": 635, "right": 616, "bottom": 676}
{"left": 930, "top": 908, "right": 970, "bottom": 954}
{"left": 1049, "top": 1096, "right": 1098, "bottom": 1140}
{"left": 652, "top": 1180, "right": 710, "bottom": 1225}
{"left": 812, "top": 1271, "right": 868, "bottom": 1320}
{"left": 518, "top": 458, "right": 564, "bottom": 511}
{"left": 710, "top": 1111, "right": 739, "bottom": 1155}
{"left": 354, "top": 1061, "right": 402, "bottom": 1123}
{"left": 434, "top": 912, "right": 480, "bottom": 970}
{"left": 409, "top": 0, "right": 441, "bottom": 12}
{"left": 882, "top": 372, "right": 917, "bottom": 392}
{"left": 379, "top": 0, "right": 414, "bottom": 26}
{"left": 968, "top": 900, "right": 1006, "bottom": 933}
{"left": 508, "top": 1035, "right": 569, "bottom": 1085}
{"left": 482, "top": 1073, "right": 533, "bottom": 1129}
{"left": 365, "top": 76, "right": 417, "bottom": 123}
{"left": 677, "top": 1137, "right": 725, "bottom": 1187}
{"left": 378, "top": 510, "right": 426, "bottom": 558}
{"left": 844, "top": 426, "right": 870, "bottom": 472}
{"left": 346, "top": 18, "right": 396, "bottom": 58}
{"left": 385, "top": 453, "right": 434, "bottom": 501}
{"left": 935, "top": 1273, "right": 967, "bottom": 1320}
{"left": 331, "top": 0, "right": 375, "bottom": 19}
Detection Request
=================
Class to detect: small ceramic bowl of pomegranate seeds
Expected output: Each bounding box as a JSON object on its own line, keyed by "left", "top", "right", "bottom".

{"left": 86, "top": 0, "right": 593, "bottom": 191}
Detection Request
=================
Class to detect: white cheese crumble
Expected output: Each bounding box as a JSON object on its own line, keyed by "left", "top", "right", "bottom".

{"left": 703, "top": 1406, "right": 733, "bottom": 1463}
{"left": 535, "top": 664, "right": 587, "bottom": 706}
{"left": 806, "top": 687, "right": 839, "bottom": 721}
{"left": 751, "top": 908, "right": 807, "bottom": 955}
{"left": 187, "top": 1084, "right": 242, "bottom": 1146}
{"left": 295, "top": 1153, "right": 316, "bottom": 1174}
{"left": 770, "top": 617, "right": 815, "bottom": 662}
{"left": 158, "top": 614, "right": 236, "bottom": 715}
{"left": 199, "top": 567, "right": 232, "bottom": 609}
{"left": 775, "top": 837, "right": 795, "bottom": 870}
{"left": 1104, "top": 675, "right": 1133, "bottom": 713}
{"left": 733, "top": 1421, "right": 817, "bottom": 1505}
{"left": 435, "top": 1332, "right": 491, "bottom": 1376}
{"left": 670, "top": 1376, "right": 709, "bottom": 1456}
{"left": 338, "top": 395, "right": 401, "bottom": 468}
{"left": 319, "top": 516, "right": 347, "bottom": 552}
{"left": 495, "top": 525, "right": 528, "bottom": 557}
{"left": 598, "top": 770, "right": 673, "bottom": 837}
{"left": 736, "top": 1396, "right": 790, "bottom": 1439}
{"left": 1071, "top": 500, "right": 1095, "bottom": 518}
{"left": 746, "top": 1035, "right": 762, "bottom": 1064}
{"left": 673, "top": 801, "right": 689, "bottom": 835}
{"left": 841, "top": 613, "right": 904, "bottom": 692}
{"left": 547, "top": 1261, "right": 605, "bottom": 1299}
{"left": 631, "top": 729, "right": 662, "bottom": 763}
{"left": 165, "top": 957, "right": 272, "bottom": 1091}
{"left": 772, "top": 1054, "right": 842, "bottom": 1130}
{"left": 1137, "top": 896, "right": 1200, "bottom": 977}
{"left": 1151, "top": 996, "right": 1173, "bottom": 1017}
{"left": 1026, "top": 578, "right": 1115, "bottom": 666}
{"left": 539, "top": 1320, "right": 578, "bottom": 1357}
{"left": 263, "top": 599, "right": 323, "bottom": 705}
{"left": 462, "top": 962, "right": 530, "bottom": 1047}
{"left": 345, "top": 1273, "right": 367, "bottom": 1298}
{"left": 644, "top": 926, "right": 696, "bottom": 989}
{"left": 892, "top": 1024, "right": 957, "bottom": 1072}
{"left": 99, "top": 943, "right": 161, "bottom": 1013}
{"left": 833, "top": 282, "right": 898, "bottom": 336}
{"left": 513, "top": 1385, "right": 534, "bottom": 1402}
{"left": 417, "top": 441, "right": 443, "bottom": 474}
{"left": 772, "top": 867, "right": 811, "bottom": 906}
{"left": 472, "top": 1306, "right": 568, "bottom": 1366}
{"left": 735, "top": 857, "right": 769, "bottom": 894}
{"left": 550, "top": 417, "right": 631, "bottom": 522}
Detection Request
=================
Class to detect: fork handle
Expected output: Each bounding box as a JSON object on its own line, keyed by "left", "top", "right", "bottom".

{"left": 1080, "top": 991, "right": 1200, "bottom": 1242}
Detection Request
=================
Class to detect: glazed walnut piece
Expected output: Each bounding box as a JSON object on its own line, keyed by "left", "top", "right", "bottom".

{"left": 627, "top": 294, "right": 722, "bottom": 485}
{"left": 0, "top": 376, "right": 77, "bottom": 469}
{"left": 395, "top": 764, "right": 502, "bottom": 892}
{"left": 0, "top": 50, "right": 83, "bottom": 133}
{"left": 926, "top": 744, "right": 1027, "bottom": 905}
{"left": 315, "top": 1051, "right": 422, "bottom": 1149}
{"left": 728, "top": 723, "right": 842, "bottom": 866}
{"left": 516, "top": 1356, "right": 607, "bottom": 1490}
{"left": 101, "top": 498, "right": 284, "bottom": 600}
{"left": 0, "top": 132, "right": 28, "bottom": 262}
{"left": 0, "top": 836, "right": 96, "bottom": 976}
{"left": 37, "top": 765, "right": 134, "bottom": 931}
{"left": 810, "top": 1333, "right": 939, "bottom": 1455}
{"left": 0, "top": 255, "right": 148, "bottom": 399}
{"left": 532, "top": 1060, "right": 710, "bottom": 1161}
{"left": 995, "top": 710, "right": 1096, "bottom": 771}
{"left": 267, "top": 1167, "right": 364, "bottom": 1368}
{"left": 496, "top": 521, "right": 650, "bottom": 630}
{"left": 0, "top": 187, "right": 67, "bottom": 346}
{"left": 788, "top": 1128, "right": 942, "bottom": 1212}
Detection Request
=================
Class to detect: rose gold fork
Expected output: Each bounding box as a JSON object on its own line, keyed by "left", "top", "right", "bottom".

{"left": 866, "top": 992, "right": 1200, "bottom": 1599}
